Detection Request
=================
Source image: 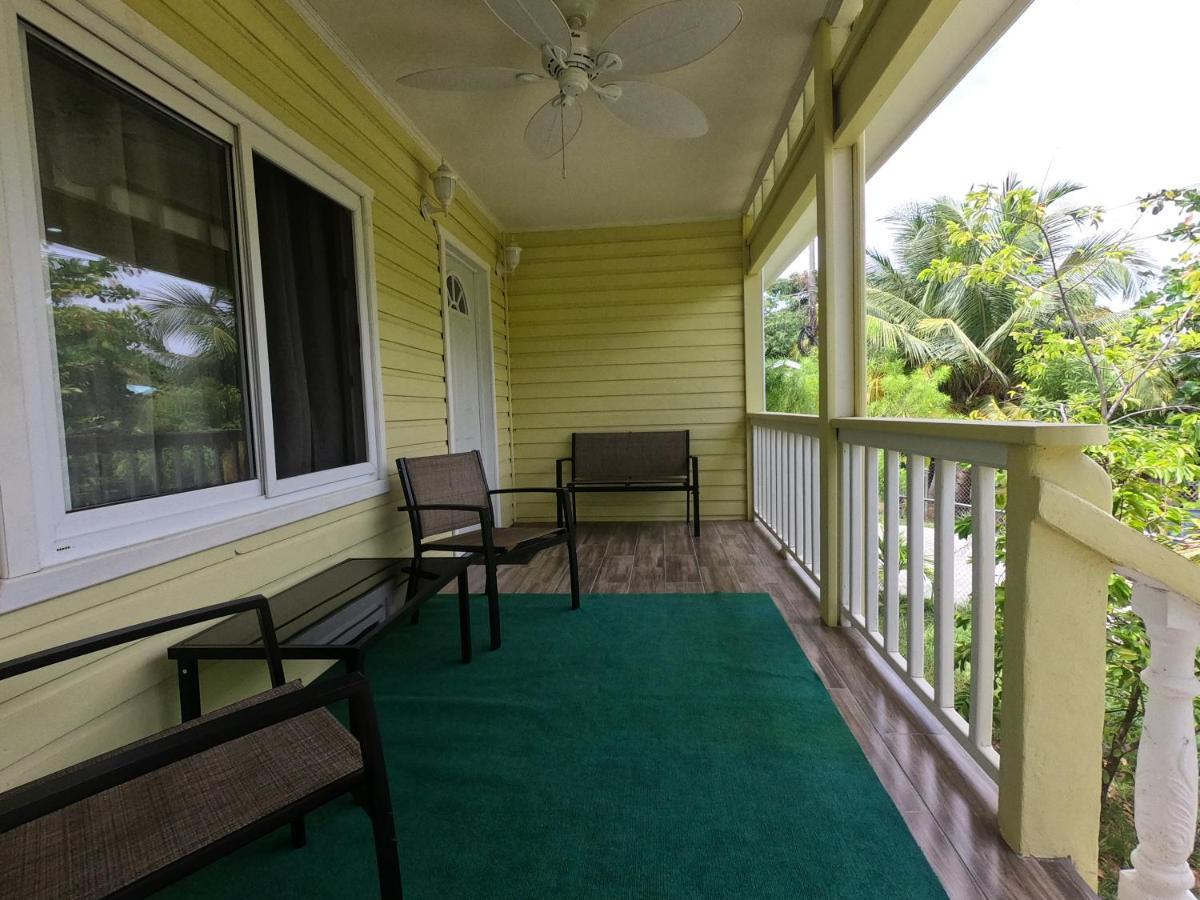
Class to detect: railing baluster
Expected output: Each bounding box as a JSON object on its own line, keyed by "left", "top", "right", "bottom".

{"left": 786, "top": 431, "right": 796, "bottom": 554}
{"left": 777, "top": 427, "right": 787, "bottom": 535}
{"left": 1119, "top": 581, "right": 1200, "bottom": 900}
{"left": 849, "top": 444, "right": 864, "bottom": 623}
{"left": 933, "top": 459, "right": 956, "bottom": 710}
{"left": 839, "top": 443, "right": 851, "bottom": 617}
{"left": 884, "top": 451, "right": 901, "bottom": 655}
{"left": 969, "top": 465, "right": 997, "bottom": 755}
{"left": 812, "top": 439, "right": 821, "bottom": 579}
{"left": 801, "top": 434, "right": 811, "bottom": 566}
{"left": 906, "top": 453, "right": 926, "bottom": 679}
{"left": 863, "top": 447, "right": 880, "bottom": 637}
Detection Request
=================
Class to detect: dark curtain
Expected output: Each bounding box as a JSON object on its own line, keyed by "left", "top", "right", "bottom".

{"left": 252, "top": 156, "right": 367, "bottom": 479}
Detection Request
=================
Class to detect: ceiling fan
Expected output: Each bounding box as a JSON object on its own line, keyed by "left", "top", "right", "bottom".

{"left": 397, "top": 0, "right": 743, "bottom": 161}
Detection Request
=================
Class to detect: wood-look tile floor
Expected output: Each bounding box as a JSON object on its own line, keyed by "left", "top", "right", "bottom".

{"left": 466, "top": 520, "right": 1097, "bottom": 900}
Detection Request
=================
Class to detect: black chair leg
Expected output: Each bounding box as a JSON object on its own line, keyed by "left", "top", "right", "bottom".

{"left": 486, "top": 567, "right": 501, "bottom": 650}
{"left": 566, "top": 538, "right": 581, "bottom": 610}
{"left": 458, "top": 573, "right": 472, "bottom": 663}
{"left": 692, "top": 487, "right": 701, "bottom": 537}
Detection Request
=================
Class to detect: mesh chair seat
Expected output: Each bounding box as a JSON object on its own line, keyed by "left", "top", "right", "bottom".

{"left": 424, "top": 524, "right": 564, "bottom": 552}
{"left": 0, "top": 683, "right": 362, "bottom": 900}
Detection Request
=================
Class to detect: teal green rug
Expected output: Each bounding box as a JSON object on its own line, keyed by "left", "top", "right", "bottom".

{"left": 164, "top": 594, "right": 946, "bottom": 899}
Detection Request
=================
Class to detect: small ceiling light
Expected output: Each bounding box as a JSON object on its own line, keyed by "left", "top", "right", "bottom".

{"left": 420, "top": 160, "right": 458, "bottom": 220}
{"left": 46, "top": 226, "right": 63, "bottom": 234}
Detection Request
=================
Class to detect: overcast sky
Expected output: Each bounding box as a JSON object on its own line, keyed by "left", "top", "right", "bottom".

{"left": 788, "top": 0, "right": 1199, "bottom": 282}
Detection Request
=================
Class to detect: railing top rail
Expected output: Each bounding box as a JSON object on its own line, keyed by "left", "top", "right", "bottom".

{"left": 831, "top": 417, "right": 1108, "bottom": 449}
{"left": 748, "top": 412, "right": 821, "bottom": 434}
{"left": 1037, "top": 479, "right": 1200, "bottom": 606}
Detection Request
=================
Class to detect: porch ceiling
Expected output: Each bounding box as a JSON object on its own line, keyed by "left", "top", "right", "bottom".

{"left": 301, "top": 0, "right": 826, "bottom": 230}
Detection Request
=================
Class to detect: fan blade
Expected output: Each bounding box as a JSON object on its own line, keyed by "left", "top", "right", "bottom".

{"left": 599, "top": 81, "right": 708, "bottom": 138}
{"left": 485, "top": 0, "right": 572, "bottom": 52}
{"left": 601, "top": 0, "right": 742, "bottom": 75}
{"left": 398, "top": 66, "right": 546, "bottom": 91}
{"left": 525, "top": 95, "right": 583, "bottom": 158}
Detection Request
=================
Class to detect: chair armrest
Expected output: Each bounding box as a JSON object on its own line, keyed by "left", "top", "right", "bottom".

{"left": 396, "top": 503, "right": 490, "bottom": 515}
{"left": 488, "top": 487, "right": 574, "bottom": 529}
{"left": 0, "top": 595, "right": 284, "bottom": 688}
{"left": 690, "top": 455, "right": 700, "bottom": 482}
{"left": 396, "top": 502, "right": 493, "bottom": 525}
{"left": 0, "top": 673, "right": 372, "bottom": 832}
{"left": 487, "top": 487, "right": 569, "bottom": 497}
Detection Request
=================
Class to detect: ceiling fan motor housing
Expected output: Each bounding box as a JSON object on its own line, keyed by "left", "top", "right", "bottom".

{"left": 541, "top": 23, "right": 622, "bottom": 104}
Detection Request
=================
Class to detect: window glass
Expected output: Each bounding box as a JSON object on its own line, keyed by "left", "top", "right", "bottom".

{"left": 252, "top": 155, "right": 367, "bottom": 479}
{"left": 25, "top": 33, "right": 253, "bottom": 511}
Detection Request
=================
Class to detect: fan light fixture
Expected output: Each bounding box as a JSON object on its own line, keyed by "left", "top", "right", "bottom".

{"left": 420, "top": 160, "right": 458, "bottom": 220}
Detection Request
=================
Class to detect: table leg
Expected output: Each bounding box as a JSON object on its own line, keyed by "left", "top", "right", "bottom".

{"left": 177, "top": 657, "right": 202, "bottom": 722}
{"left": 458, "top": 572, "right": 472, "bottom": 664}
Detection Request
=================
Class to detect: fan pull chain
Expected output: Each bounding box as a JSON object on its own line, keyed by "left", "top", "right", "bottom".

{"left": 560, "top": 99, "right": 567, "bottom": 180}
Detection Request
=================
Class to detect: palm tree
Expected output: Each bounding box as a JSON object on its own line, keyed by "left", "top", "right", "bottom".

{"left": 866, "top": 176, "right": 1149, "bottom": 408}
{"left": 142, "top": 281, "right": 241, "bottom": 384}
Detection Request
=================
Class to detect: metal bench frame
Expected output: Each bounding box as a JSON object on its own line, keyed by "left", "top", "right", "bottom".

{"left": 556, "top": 430, "right": 701, "bottom": 536}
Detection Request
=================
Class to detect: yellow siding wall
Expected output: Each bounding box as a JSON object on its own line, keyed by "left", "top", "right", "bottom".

{"left": 0, "top": 0, "right": 512, "bottom": 788}
{"left": 507, "top": 221, "right": 747, "bottom": 523}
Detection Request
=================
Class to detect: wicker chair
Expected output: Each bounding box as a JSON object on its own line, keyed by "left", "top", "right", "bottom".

{"left": 396, "top": 450, "right": 580, "bottom": 650}
{"left": 0, "top": 597, "right": 402, "bottom": 899}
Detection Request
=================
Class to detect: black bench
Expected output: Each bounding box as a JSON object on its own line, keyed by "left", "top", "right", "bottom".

{"left": 556, "top": 430, "right": 700, "bottom": 536}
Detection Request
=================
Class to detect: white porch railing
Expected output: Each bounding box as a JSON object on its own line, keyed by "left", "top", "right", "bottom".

{"left": 751, "top": 413, "right": 821, "bottom": 582}
{"left": 748, "top": 412, "right": 1200, "bottom": 893}
{"left": 835, "top": 420, "right": 1004, "bottom": 777}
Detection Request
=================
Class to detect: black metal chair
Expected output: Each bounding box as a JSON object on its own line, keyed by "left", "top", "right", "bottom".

{"left": 396, "top": 450, "right": 580, "bottom": 650}
{"left": 0, "top": 598, "right": 402, "bottom": 899}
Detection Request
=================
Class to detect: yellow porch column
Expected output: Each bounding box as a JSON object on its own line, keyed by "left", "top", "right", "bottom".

{"left": 1000, "top": 441, "right": 1113, "bottom": 885}
{"left": 814, "top": 19, "right": 867, "bottom": 626}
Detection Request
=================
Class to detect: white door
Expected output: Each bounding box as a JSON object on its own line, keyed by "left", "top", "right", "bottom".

{"left": 444, "top": 245, "right": 499, "bottom": 489}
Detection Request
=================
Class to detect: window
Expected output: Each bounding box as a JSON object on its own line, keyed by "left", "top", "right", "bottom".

{"left": 445, "top": 274, "right": 469, "bottom": 315}
{"left": 27, "top": 34, "right": 254, "bottom": 511}
{"left": 0, "top": 7, "right": 383, "bottom": 604}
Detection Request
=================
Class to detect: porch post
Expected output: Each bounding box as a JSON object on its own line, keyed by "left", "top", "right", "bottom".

{"left": 999, "top": 443, "right": 1113, "bottom": 886}
{"left": 814, "top": 18, "right": 867, "bottom": 626}
{"left": 744, "top": 254, "right": 764, "bottom": 520}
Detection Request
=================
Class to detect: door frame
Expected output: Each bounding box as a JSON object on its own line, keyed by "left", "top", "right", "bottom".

{"left": 437, "top": 224, "right": 502, "bottom": 517}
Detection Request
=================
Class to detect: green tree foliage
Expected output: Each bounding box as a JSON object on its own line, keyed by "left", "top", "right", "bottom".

{"left": 867, "top": 176, "right": 1147, "bottom": 409}
{"left": 47, "top": 252, "right": 246, "bottom": 436}
{"left": 763, "top": 271, "right": 817, "bottom": 359}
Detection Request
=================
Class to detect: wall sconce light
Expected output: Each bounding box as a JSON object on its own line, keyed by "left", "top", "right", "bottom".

{"left": 420, "top": 160, "right": 457, "bottom": 220}
{"left": 500, "top": 242, "right": 522, "bottom": 275}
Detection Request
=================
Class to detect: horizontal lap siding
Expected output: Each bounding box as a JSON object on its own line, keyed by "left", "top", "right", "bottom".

{"left": 508, "top": 221, "right": 747, "bottom": 524}
{"left": 0, "top": 0, "right": 511, "bottom": 788}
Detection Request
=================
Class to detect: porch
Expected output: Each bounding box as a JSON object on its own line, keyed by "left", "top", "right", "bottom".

{"left": 1, "top": 0, "right": 1199, "bottom": 897}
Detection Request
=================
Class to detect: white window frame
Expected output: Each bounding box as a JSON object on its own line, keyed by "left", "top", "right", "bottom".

{"left": 0, "top": 0, "right": 390, "bottom": 612}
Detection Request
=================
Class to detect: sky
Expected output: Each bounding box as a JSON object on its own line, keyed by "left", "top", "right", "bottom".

{"left": 787, "top": 0, "right": 1200, "bottom": 282}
